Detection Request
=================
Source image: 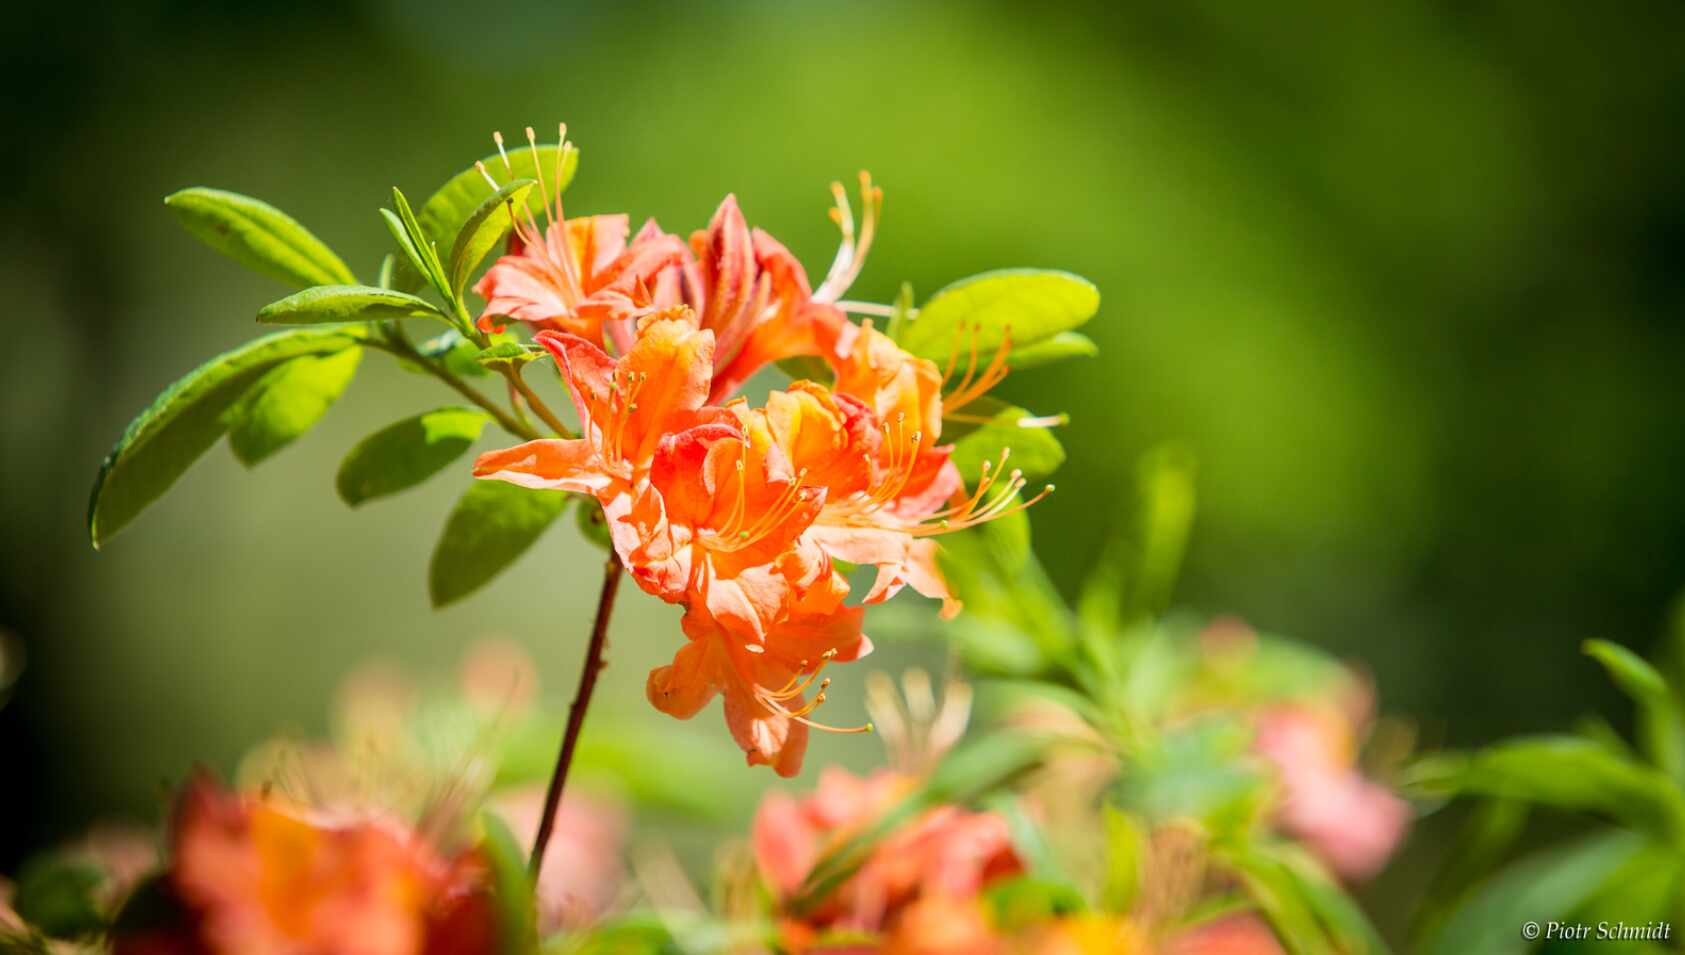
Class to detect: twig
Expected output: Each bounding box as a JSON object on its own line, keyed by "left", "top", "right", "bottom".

{"left": 529, "top": 549, "right": 624, "bottom": 877}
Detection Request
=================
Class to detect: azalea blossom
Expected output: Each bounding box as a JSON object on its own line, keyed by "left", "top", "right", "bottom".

{"left": 112, "top": 775, "right": 496, "bottom": 955}
{"left": 752, "top": 766, "right": 1023, "bottom": 946}
{"left": 1252, "top": 703, "right": 1410, "bottom": 882}
{"left": 471, "top": 163, "right": 1050, "bottom": 774}
{"left": 472, "top": 127, "right": 684, "bottom": 341}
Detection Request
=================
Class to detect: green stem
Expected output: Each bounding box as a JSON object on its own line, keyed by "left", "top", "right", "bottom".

{"left": 501, "top": 366, "right": 574, "bottom": 439}
{"left": 361, "top": 334, "right": 538, "bottom": 441}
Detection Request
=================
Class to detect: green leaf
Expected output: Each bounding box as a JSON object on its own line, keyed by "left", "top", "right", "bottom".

{"left": 1271, "top": 845, "right": 1392, "bottom": 955}
{"left": 391, "top": 187, "right": 451, "bottom": 301}
{"left": 164, "top": 187, "right": 355, "bottom": 288}
{"left": 1004, "top": 331, "right": 1099, "bottom": 370}
{"left": 474, "top": 341, "right": 542, "bottom": 372}
{"left": 475, "top": 811, "right": 536, "bottom": 955}
{"left": 1584, "top": 638, "right": 1685, "bottom": 780}
{"left": 336, "top": 407, "right": 490, "bottom": 506}
{"left": 448, "top": 179, "right": 535, "bottom": 296}
{"left": 1406, "top": 735, "right": 1685, "bottom": 841}
{"left": 429, "top": 481, "right": 569, "bottom": 607}
{"left": 225, "top": 347, "right": 361, "bottom": 466}
{"left": 12, "top": 855, "right": 106, "bottom": 939}
{"left": 415, "top": 329, "right": 492, "bottom": 379}
{"left": 88, "top": 328, "right": 361, "bottom": 547}
{"left": 1130, "top": 444, "right": 1197, "bottom": 618}
{"left": 257, "top": 284, "right": 445, "bottom": 326}
{"left": 1220, "top": 843, "right": 1334, "bottom": 955}
{"left": 1100, "top": 803, "right": 1145, "bottom": 911}
{"left": 1422, "top": 831, "right": 1643, "bottom": 955}
{"left": 947, "top": 402, "right": 1066, "bottom": 483}
{"left": 982, "top": 876, "right": 1088, "bottom": 933}
{"left": 394, "top": 143, "right": 577, "bottom": 293}
{"left": 1412, "top": 799, "right": 1530, "bottom": 942}
{"left": 896, "top": 269, "right": 1099, "bottom": 362}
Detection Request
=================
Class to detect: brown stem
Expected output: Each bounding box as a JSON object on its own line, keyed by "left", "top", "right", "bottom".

{"left": 529, "top": 547, "right": 623, "bottom": 877}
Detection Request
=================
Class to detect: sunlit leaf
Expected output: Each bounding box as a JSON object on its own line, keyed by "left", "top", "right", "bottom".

{"left": 474, "top": 341, "right": 542, "bottom": 372}
{"left": 224, "top": 346, "right": 360, "bottom": 466}
{"left": 1004, "top": 330, "right": 1099, "bottom": 370}
{"left": 947, "top": 402, "right": 1066, "bottom": 483}
{"left": 89, "top": 328, "right": 361, "bottom": 548}
{"left": 448, "top": 178, "right": 535, "bottom": 296}
{"left": 429, "top": 481, "right": 568, "bottom": 607}
{"left": 256, "top": 285, "right": 445, "bottom": 325}
{"left": 394, "top": 143, "right": 577, "bottom": 293}
{"left": 896, "top": 269, "right": 1099, "bottom": 362}
{"left": 164, "top": 187, "right": 355, "bottom": 288}
{"left": 336, "top": 407, "right": 490, "bottom": 506}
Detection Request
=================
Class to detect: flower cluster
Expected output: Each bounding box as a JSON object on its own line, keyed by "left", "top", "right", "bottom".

{"left": 111, "top": 776, "right": 498, "bottom": 955}
{"left": 471, "top": 132, "right": 1046, "bottom": 775}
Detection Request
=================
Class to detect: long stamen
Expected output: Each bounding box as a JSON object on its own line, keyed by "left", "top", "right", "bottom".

{"left": 493, "top": 131, "right": 513, "bottom": 176}
{"left": 525, "top": 126, "right": 554, "bottom": 229}
{"left": 943, "top": 324, "right": 1013, "bottom": 413}
{"left": 813, "top": 171, "right": 883, "bottom": 304}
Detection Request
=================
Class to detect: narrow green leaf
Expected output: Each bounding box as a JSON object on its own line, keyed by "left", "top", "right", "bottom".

{"left": 336, "top": 407, "right": 490, "bottom": 506}
{"left": 1130, "top": 444, "right": 1197, "bottom": 618}
{"left": 1270, "top": 845, "right": 1392, "bottom": 955}
{"left": 381, "top": 207, "right": 432, "bottom": 287}
{"left": 1412, "top": 799, "right": 1529, "bottom": 943}
{"left": 164, "top": 187, "right": 355, "bottom": 288}
{"left": 394, "top": 143, "right": 578, "bottom": 292}
{"left": 1219, "top": 843, "right": 1334, "bottom": 955}
{"left": 896, "top": 269, "right": 1099, "bottom": 361}
{"left": 1005, "top": 330, "right": 1099, "bottom": 370}
{"left": 448, "top": 179, "right": 535, "bottom": 295}
{"left": 257, "top": 285, "right": 444, "bottom": 326}
{"left": 1422, "top": 831, "right": 1643, "bottom": 955}
{"left": 429, "top": 481, "right": 569, "bottom": 607}
{"left": 1584, "top": 638, "right": 1685, "bottom": 780}
{"left": 1100, "top": 804, "right": 1144, "bottom": 911}
{"left": 88, "top": 328, "right": 360, "bottom": 547}
{"left": 375, "top": 253, "right": 395, "bottom": 290}
{"left": 475, "top": 811, "right": 536, "bottom": 955}
{"left": 1405, "top": 735, "right": 1685, "bottom": 841}
{"left": 947, "top": 402, "right": 1066, "bottom": 483}
{"left": 226, "top": 347, "right": 361, "bottom": 466}
{"left": 392, "top": 187, "right": 450, "bottom": 299}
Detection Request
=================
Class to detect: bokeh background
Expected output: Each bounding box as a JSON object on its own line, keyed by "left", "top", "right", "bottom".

{"left": 5, "top": 0, "right": 1685, "bottom": 936}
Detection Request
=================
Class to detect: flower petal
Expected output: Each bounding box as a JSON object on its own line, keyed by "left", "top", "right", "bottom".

{"left": 473, "top": 439, "right": 608, "bottom": 494}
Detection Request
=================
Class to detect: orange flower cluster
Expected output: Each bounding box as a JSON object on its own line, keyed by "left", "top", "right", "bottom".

{"left": 472, "top": 155, "right": 1045, "bottom": 775}
{"left": 111, "top": 776, "right": 496, "bottom": 955}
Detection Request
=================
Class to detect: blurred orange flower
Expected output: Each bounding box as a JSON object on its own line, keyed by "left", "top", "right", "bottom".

{"left": 113, "top": 776, "right": 495, "bottom": 955}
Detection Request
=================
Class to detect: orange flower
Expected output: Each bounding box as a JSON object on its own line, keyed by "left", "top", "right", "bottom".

{"left": 647, "top": 595, "right": 871, "bottom": 776}
{"left": 751, "top": 371, "right": 1047, "bottom": 617}
{"left": 113, "top": 775, "right": 495, "bottom": 955}
{"left": 752, "top": 767, "right": 1023, "bottom": 938}
{"left": 638, "top": 177, "right": 881, "bottom": 403}
{"left": 471, "top": 316, "right": 722, "bottom": 530}
{"left": 472, "top": 127, "right": 684, "bottom": 341}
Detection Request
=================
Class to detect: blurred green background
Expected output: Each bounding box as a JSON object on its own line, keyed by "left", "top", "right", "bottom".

{"left": 5, "top": 0, "right": 1685, "bottom": 933}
